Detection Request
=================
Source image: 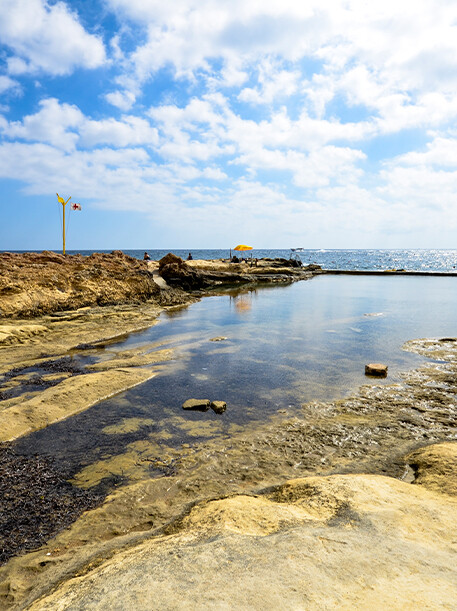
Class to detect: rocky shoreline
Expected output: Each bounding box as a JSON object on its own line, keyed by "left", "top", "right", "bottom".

{"left": 0, "top": 250, "right": 319, "bottom": 319}
{"left": 1, "top": 252, "right": 456, "bottom": 609}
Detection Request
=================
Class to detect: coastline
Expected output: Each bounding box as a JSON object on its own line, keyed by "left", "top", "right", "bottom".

{"left": 1, "top": 252, "right": 457, "bottom": 609}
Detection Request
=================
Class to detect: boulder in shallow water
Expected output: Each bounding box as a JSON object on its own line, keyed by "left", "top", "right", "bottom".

{"left": 365, "top": 363, "right": 388, "bottom": 377}
{"left": 182, "top": 399, "right": 210, "bottom": 411}
{"left": 211, "top": 401, "right": 227, "bottom": 414}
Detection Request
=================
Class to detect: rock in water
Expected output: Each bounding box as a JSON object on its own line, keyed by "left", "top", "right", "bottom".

{"left": 365, "top": 363, "right": 388, "bottom": 377}
{"left": 210, "top": 401, "right": 227, "bottom": 414}
{"left": 182, "top": 399, "right": 210, "bottom": 411}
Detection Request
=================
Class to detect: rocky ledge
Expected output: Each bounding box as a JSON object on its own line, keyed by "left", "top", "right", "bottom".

{"left": 159, "top": 253, "right": 320, "bottom": 291}
{"left": 0, "top": 251, "right": 163, "bottom": 318}
{"left": 0, "top": 251, "right": 321, "bottom": 319}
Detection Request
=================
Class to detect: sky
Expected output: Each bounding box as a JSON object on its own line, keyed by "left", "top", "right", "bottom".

{"left": 1, "top": 0, "right": 457, "bottom": 251}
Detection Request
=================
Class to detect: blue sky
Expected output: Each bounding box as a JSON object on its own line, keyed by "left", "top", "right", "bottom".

{"left": 1, "top": 0, "right": 457, "bottom": 251}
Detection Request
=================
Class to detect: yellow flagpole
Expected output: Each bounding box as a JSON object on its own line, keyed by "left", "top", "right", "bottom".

{"left": 57, "top": 195, "right": 71, "bottom": 254}
{"left": 63, "top": 201, "right": 65, "bottom": 255}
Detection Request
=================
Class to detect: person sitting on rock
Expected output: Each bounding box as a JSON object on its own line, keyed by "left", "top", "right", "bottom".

{"left": 187, "top": 252, "right": 193, "bottom": 260}
{"left": 143, "top": 252, "right": 150, "bottom": 260}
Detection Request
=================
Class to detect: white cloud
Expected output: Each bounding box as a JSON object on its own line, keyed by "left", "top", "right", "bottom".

{"left": 0, "top": 99, "right": 159, "bottom": 151}
{"left": 0, "top": 0, "right": 106, "bottom": 76}
{"left": 105, "top": 90, "right": 136, "bottom": 111}
{"left": 0, "top": 75, "right": 21, "bottom": 95}
{"left": 238, "top": 60, "right": 300, "bottom": 105}
{"left": 80, "top": 116, "right": 159, "bottom": 148}
{"left": 1, "top": 98, "right": 83, "bottom": 151}
{"left": 394, "top": 136, "right": 457, "bottom": 168}
{"left": 103, "top": 0, "right": 457, "bottom": 127}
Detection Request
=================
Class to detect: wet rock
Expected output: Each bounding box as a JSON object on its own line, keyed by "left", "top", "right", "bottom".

{"left": 0, "top": 443, "right": 105, "bottom": 565}
{"left": 182, "top": 399, "right": 211, "bottom": 411}
{"left": 365, "top": 363, "right": 388, "bottom": 377}
{"left": 211, "top": 401, "right": 227, "bottom": 414}
{"left": 209, "top": 336, "right": 227, "bottom": 342}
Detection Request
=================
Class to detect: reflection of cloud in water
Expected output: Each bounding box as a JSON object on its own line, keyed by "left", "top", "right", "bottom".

{"left": 207, "top": 346, "right": 237, "bottom": 355}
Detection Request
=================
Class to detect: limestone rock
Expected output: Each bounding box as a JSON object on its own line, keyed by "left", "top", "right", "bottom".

{"left": 406, "top": 442, "right": 457, "bottom": 496}
{"left": 0, "top": 251, "right": 160, "bottom": 318}
{"left": 365, "top": 363, "right": 388, "bottom": 376}
{"left": 27, "top": 445, "right": 457, "bottom": 610}
{"left": 210, "top": 401, "right": 227, "bottom": 414}
{"left": 182, "top": 399, "right": 210, "bottom": 411}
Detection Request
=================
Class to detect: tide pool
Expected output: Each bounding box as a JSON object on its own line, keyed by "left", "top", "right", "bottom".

{"left": 14, "top": 274, "right": 457, "bottom": 483}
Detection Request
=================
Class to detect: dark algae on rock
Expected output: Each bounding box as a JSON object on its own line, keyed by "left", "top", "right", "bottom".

{"left": 0, "top": 443, "right": 105, "bottom": 565}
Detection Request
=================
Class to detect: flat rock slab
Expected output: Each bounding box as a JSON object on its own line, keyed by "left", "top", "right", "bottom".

{"left": 365, "top": 363, "right": 388, "bottom": 376}
{"left": 29, "top": 444, "right": 457, "bottom": 610}
{"left": 182, "top": 399, "right": 210, "bottom": 411}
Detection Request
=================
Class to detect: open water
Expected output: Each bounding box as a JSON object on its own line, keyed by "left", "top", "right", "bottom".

{"left": 8, "top": 248, "right": 457, "bottom": 272}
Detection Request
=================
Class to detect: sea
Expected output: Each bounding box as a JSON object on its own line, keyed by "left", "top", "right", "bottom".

{"left": 8, "top": 248, "right": 457, "bottom": 272}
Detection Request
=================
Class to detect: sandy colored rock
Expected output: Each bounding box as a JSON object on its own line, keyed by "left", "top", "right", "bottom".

{"left": 28, "top": 446, "right": 457, "bottom": 610}
{"left": 2, "top": 337, "right": 457, "bottom": 610}
{"left": 406, "top": 442, "right": 457, "bottom": 496}
{"left": 211, "top": 400, "right": 227, "bottom": 414}
{"left": 365, "top": 362, "right": 388, "bottom": 376}
{"left": 0, "top": 324, "right": 49, "bottom": 345}
{"left": 1, "top": 256, "right": 456, "bottom": 611}
{"left": 0, "top": 368, "right": 157, "bottom": 442}
{"left": 0, "top": 251, "right": 162, "bottom": 318}
{"left": 182, "top": 398, "right": 211, "bottom": 411}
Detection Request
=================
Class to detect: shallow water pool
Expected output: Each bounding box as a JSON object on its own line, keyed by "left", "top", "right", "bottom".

{"left": 14, "top": 274, "right": 457, "bottom": 483}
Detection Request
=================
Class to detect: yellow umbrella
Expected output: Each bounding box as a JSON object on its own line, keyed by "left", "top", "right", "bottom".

{"left": 234, "top": 244, "right": 253, "bottom": 251}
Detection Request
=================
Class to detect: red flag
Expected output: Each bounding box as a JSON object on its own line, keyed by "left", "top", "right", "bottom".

{"left": 71, "top": 203, "right": 82, "bottom": 211}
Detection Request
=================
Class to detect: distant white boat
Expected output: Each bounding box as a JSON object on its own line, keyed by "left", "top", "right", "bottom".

{"left": 291, "top": 247, "right": 305, "bottom": 252}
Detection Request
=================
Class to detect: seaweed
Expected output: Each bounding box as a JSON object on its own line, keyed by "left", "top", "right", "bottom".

{"left": 0, "top": 443, "right": 106, "bottom": 565}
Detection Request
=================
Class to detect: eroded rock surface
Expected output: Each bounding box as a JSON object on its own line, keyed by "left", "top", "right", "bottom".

{"left": 0, "top": 251, "right": 162, "bottom": 318}
{"left": 1, "top": 338, "right": 457, "bottom": 609}
{"left": 27, "top": 444, "right": 457, "bottom": 611}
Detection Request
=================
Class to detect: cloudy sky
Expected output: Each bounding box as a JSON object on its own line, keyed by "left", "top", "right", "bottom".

{"left": 1, "top": 0, "right": 457, "bottom": 250}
